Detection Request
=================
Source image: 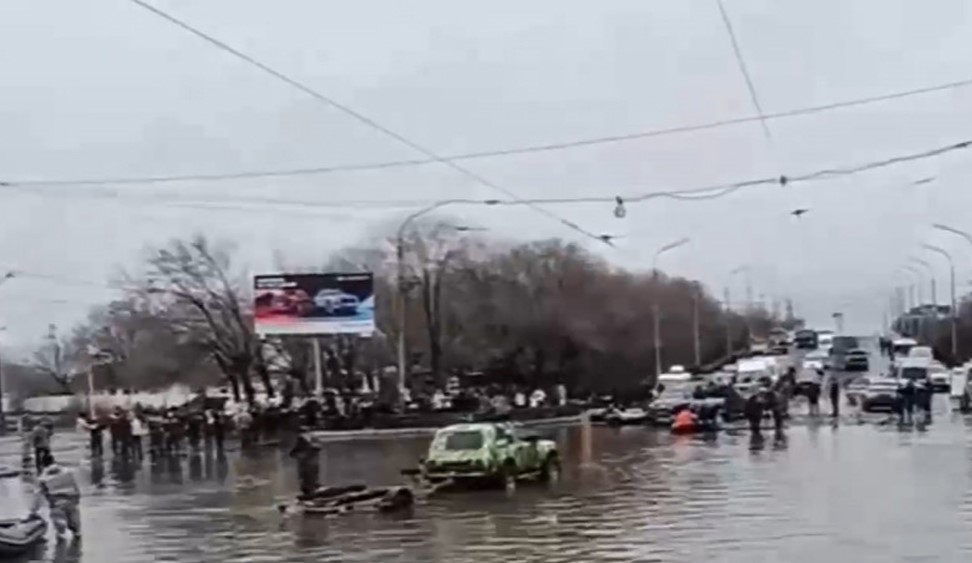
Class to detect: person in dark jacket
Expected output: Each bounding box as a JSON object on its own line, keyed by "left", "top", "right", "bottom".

{"left": 898, "top": 380, "right": 916, "bottom": 424}
{"left": 289, "top": 434, "right": 321, "bottom": 499}
{"left": 769, "top": 387, "right": 786, "bottom": 433}
{"left": 745, "top": 392, "right": 764, "bottom": 436}
{"left": 828, "top": 376, "right": 841, "bottom": 418}
{"left": 31, "top": 419, "right": 53, "bottom": 473}
{"left": 916, "top": 380, "right": 933, "bottom": 424}
{"left": 806, "top": 379, "right": 821, "bottom": 416}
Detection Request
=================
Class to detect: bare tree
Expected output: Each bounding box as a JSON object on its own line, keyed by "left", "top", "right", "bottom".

{"left": 132, "top": 235, "right": 268, "bottom": 402}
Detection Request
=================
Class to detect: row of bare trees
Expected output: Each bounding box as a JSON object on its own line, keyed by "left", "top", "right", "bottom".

{"left": 6, "top": 226, "right": 790, "bottom": 404}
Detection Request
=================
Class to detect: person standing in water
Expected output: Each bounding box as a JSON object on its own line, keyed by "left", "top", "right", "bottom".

{"left": 827, "top": 374, "right": 841, "bottom": 418}
{"left": 289, "top": 434, "right": 321, "bottom": 499}
{"left": 38, "top": 452, "right": 82, "bottom": 541}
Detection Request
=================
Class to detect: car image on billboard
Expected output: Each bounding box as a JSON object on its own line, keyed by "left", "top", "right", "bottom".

{"left": 253, "top": 273, "right": 375, "bottom": 335}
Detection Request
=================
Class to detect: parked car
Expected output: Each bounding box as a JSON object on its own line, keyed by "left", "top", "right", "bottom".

{"left": 860, "top": 378, "right": 900, "bottom": 413}
{"left": 313, "top": 289, "right": 360, "bottom": 316}
{"left": 802, "top": 349, "right": 828, "bottom": 372}
{"left": 928, "top": 363, "right": 951, "bottom": 392}
{"left": 891, "top": 337, "right": 918, "bottom": 359}
{"left": 843, "top": 349, "right": 870, "bottom": 372}
{"left": 896, "top": 357, "right": 931, "bottom": 384}
{"left": 647, "top": 383, "right": 697, "bottom": 424}
{"left": 421, "top": 423, "right": 559, "bottom": 487}
{"left": 794, "top": 329, "right": 818, "bottom": 349}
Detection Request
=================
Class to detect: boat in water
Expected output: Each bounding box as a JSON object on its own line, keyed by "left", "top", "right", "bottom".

{"left": 0, "top": 468, "right": 47, "bottom": 555}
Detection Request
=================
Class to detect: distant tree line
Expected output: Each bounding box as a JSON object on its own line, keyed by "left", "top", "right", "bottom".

{"left": 5, "top": 225, "right": 792, "bottom": 404}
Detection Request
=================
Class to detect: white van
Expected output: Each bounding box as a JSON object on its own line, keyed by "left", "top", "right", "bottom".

{"left": 896, "top": 357, "right": 931, "bottom": 383}
{"left": 737, "top": 357, "right": 779, "bottom": 383}
{"left": 892, "top": 338, "right": 918, "bottom": 359}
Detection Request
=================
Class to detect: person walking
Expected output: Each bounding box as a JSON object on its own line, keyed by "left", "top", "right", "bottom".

{"left": 211, "top": 410, "right": 226, "bottom": 455}
{"left": 130, "top": 413, "right": 146, "bottom": 461}
{"left": 31, "top": 418, "right": 53, "bottom": 473}
{"left": 37, "top": 452, "right": 82, "bottom": 541}
{"left": 744, "top": 391, "right": 765, "bottom": 436}
{"left": 916, "top": 379, "right": 933, "bottom": 425}
{"left": 898, "top": 379, "right": 916, "bottom": 425}
{"left": 289, "top": 433, "right": 322, "bottom": 499}
{"left": 806, "top": 372, "right": 822, "bottom": 416}
{"left": 827, "top": 374, "right": 841, "bottom": 418}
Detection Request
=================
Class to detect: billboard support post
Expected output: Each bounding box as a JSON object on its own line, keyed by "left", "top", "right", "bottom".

{"left": 312, "top": 338, "right": 323, "bottom": 398}
{"left": 396, "top": 241, "right": 407, "bottom": 397}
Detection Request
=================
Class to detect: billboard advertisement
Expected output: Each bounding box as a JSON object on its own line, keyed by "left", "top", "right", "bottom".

{"left": 253, "top": 273, "right": 376, "bottom": 335}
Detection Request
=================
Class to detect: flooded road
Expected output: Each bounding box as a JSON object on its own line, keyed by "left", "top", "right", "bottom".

{"left": 5, "top": 400, "right": 972, "bottom": 563}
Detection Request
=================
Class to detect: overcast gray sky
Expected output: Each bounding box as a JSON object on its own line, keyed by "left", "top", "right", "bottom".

{"left": 2, "top": 0, "right": 972, "bottom": 351}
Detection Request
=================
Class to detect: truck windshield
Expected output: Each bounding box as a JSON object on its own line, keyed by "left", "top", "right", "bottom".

{"left": 443, "top": 431, "right": 484, "bottom": 450}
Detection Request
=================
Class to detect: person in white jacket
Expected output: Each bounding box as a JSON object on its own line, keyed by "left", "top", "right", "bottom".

{"left": 129, "top": 413, "right": 147, "bottom": 461}
{"left": 38, "top": 453, "right": 81, "bottom": 540}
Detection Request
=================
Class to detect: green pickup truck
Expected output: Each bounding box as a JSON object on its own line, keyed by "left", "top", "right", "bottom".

{"left": 421, "top": 422, "right": 559, "bottom": 488}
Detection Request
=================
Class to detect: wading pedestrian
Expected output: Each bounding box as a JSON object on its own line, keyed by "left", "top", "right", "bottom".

{"left": 38, "top": 452, "right": 81, "bottom": 541}
{"left": 827, "top": 375, "right": 841, "bottom": 418}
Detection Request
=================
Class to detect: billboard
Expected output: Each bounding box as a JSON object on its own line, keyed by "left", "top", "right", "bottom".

{"left": 253, "top": 273, "right": 376, "bottom": 335}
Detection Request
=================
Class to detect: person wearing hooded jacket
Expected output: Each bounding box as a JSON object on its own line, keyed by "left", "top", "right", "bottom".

{"left": 38, "top": 452, "right": 81, "bottom": 540}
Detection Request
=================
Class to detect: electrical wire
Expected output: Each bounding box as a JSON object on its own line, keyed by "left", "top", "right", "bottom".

{"left": 6, "top": 75, "right": 972, "bottom": 189}
{"left": 3, "top": 138, "right": 969, "bottom": 214}
{"left": 2, "top": 138, "right": 970, "bottom": 297}
{"left": 716, "top": 0, "right": 771, "bottom": 142}
{"left": 124, "top": 0, "right": 609, "bottom": 246}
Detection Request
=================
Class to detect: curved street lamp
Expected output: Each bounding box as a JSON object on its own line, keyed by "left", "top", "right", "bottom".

{"left": 923, "top": 242, "right": 957, "bottom": 357}
{"left": 908, "top": 256, "right": 937, "bottom": 305}
{"left": 897, "top": 265, "right": 923, "bottom": 310}
{"left": 650, "top": 238, "right": 691, "bottom": 379}
{"left": 932, "top": 223, "right": 972, "bottom": 253}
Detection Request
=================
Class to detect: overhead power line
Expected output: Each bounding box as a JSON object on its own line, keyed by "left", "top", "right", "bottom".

{"left": 6, "top": 76, "right": 970, "bottom": 190}
{"left": 124, "top": 0, "right": 608, "bottom": 246}
{"left": 5, "top": 138, "right": 969, "bottom": 215}
{"left": 2, "top": 139, "right": 970, "bottom": 295}
{"left": 716, "top": 0, "right": 771, "bottom": 142}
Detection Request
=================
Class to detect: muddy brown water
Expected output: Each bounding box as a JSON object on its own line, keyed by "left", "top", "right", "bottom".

{"left": 1, "top": 402, "right": 970, "bottom": 563}
{"left": 4, "top": 347, "right": 972, "bottom": 562}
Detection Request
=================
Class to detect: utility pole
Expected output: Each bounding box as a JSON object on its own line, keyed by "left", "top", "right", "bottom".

{"left": 692, "top": 288, "right": 701, "bottom": 367}
{"left": 0, "top": 351, "right": 5, "bottom": 435}
{"left": 0, "top": 273, "right": 14, "bottom": 435}
{"left": 724, "top": 286, "right": 732, "bottom": 356}
{"left": 653, "top": 302, "right": 662, "bottom": 379}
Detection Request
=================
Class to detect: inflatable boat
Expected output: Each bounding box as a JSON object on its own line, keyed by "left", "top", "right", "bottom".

{"left": 0, "top": 468, "right": 47, "bottom": 555}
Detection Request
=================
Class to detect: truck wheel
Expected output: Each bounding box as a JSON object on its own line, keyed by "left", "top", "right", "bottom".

{"left": 540, "top": 454, "right": 560, "bottom": 484}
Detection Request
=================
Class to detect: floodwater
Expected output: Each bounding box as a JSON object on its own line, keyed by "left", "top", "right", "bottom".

{"left": 5, "top": 354, "right": 972, "bottom": 561}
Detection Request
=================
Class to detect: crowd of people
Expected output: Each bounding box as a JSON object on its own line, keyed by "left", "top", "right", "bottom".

{"left": 74, "top": 407, "right": 230, "bottom": 460}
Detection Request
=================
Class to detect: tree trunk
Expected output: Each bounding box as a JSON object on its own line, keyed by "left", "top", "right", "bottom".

{"left": 254, "top": 351, "right": 276, "bottom": 399}
{"left": 422, "top": 269, "right": 444, "bottom": 388}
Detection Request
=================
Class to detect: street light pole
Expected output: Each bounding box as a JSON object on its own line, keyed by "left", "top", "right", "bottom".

{"left": 924, "top": 243, "right": 958, "bottom": 359}
{"left": 395, "top": 201, "right": 498, "bottom": 397}
{"left": 0, "top": 272, "right": 15, "bottom": 435}
{"left": 729, "top": 265, "right": 750, "bottom": 347}
{"left": 692, "top": 285, "right": 701, "bottom": 367}
{"left": 910, "top": 257, "right": 936, "bottom": 306}
{"left": 932, "top": 223, "right": 972, "bottom": 254}
{"left": 651, "top": 238, "right": 690, "bottom": 379}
